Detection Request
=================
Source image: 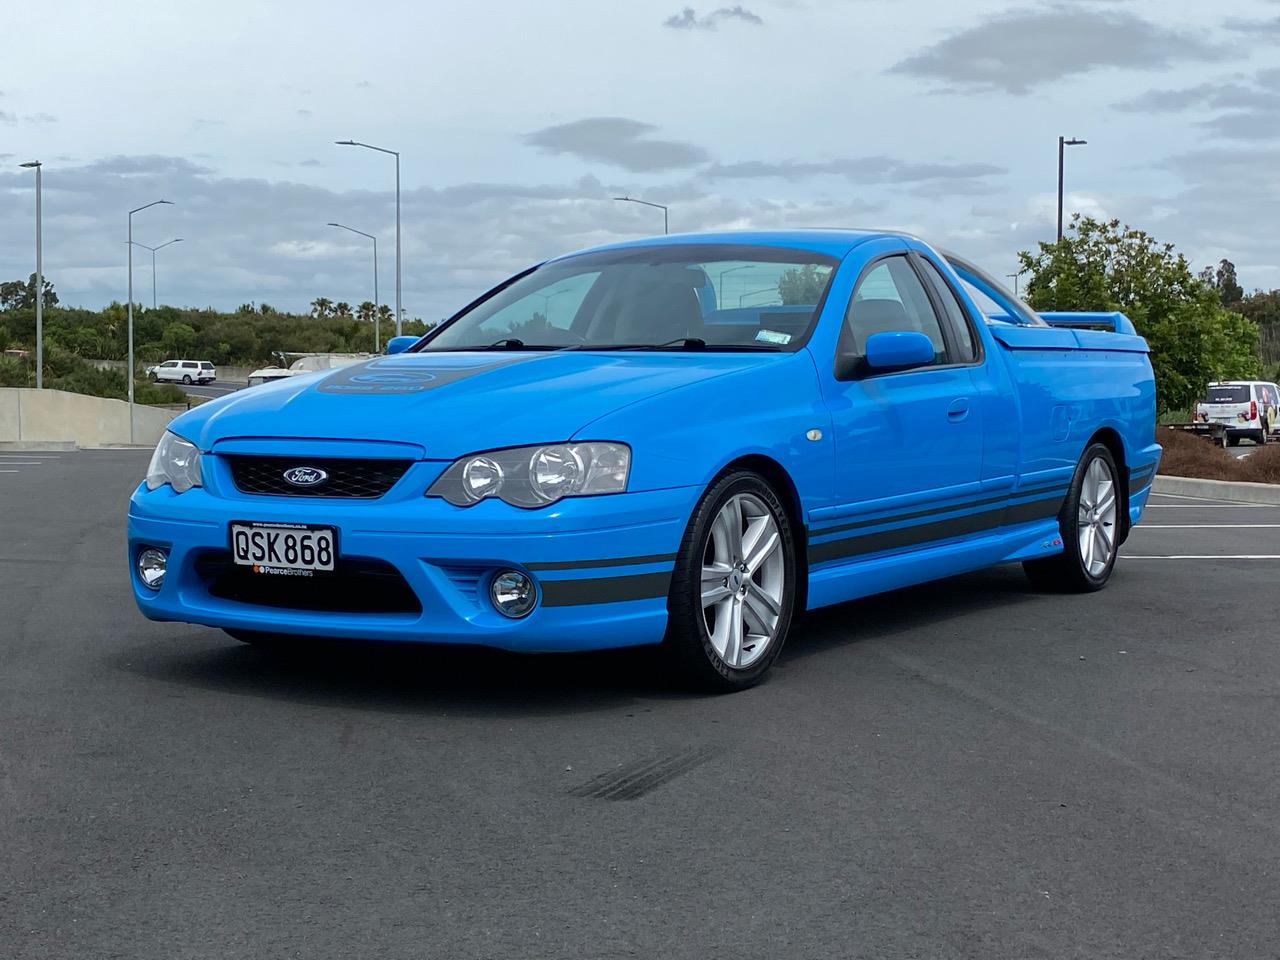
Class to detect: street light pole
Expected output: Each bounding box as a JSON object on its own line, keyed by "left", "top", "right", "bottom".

{"left": 613, "top": 196, "right": 668, "bottom": 234}
{"left": 1057, "top": 136, "right": 1087, "bottom": 242}
{"left": 127, "top": 199, "right": 173, "bottom": 443}
{"left": 20, "top": 161, "right": 42, "bottom": 389}
{"left": 336, "top": 140, "right": 401, "bottom": 337}
{"left": 132, "top": 238, "right": 183, "bottom": 309}
{"left": 1006, "top": 272, "right": 1021, "bottom": 297}
{"left": 327, "top": 222, "right": 380, "bottom": 351}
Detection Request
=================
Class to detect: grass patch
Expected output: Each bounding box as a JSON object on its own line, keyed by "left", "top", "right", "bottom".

{"left": 1157, "top": 427, "right": 1280, "bottom": 484}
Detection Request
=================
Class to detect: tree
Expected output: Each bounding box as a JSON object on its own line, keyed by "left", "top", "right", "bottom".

{"left": 0, "top": 273, "right": 58, "bottom": 311}
{"left": 356, "top": 301, "right": 376, "bottom": 323}
{"left": 376, "top": 304, "right": 394, "bottom": 326}
{"left": 310, "top": 297, "right": 333, "bottom": 318}
{"left": 1018, "top": 216, "right": 1259, "bottom": 413}
{"left": 333, "top": 301, "right": 353, "bottom": 319}
{"left": 161, "top": 322, "right": 198, "bottom": 357}
{"left": 1215, "top": 259, "right": 1244, "bottom": 307}
{"left": 777, "top": 264, "right": 830, "bottom": 305}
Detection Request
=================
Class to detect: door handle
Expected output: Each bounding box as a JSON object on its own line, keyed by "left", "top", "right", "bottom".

{"left": 947, "top": 398, "right": 971, "bottom": 422}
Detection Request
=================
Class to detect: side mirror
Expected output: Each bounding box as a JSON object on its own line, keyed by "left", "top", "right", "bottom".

{"left": 385, "top": 335, "right": 419, "bottom": 355}
{"left": 864, "top": 331, "right": 936, "bottom": 371}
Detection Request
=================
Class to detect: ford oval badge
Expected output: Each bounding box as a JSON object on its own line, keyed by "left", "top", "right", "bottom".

{"left": 283, "top": 466, "right": 329, "bottom": 487}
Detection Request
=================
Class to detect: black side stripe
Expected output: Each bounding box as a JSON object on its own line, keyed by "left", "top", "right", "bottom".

{"left": 527, "top": 552, "right": 676, "bottom": 572}
{"left": 809, "top": 495, "right": 1063, "bottom": 566}
{"left": 541, "top": 572, "right": 672, "bottom": 607}
{"left": 811, "top": 481, "right": 1069, "bottom": 538}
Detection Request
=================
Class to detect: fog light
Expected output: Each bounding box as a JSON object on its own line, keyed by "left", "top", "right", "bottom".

{"left": 490, "top": 569, "right": 536, "bottom": 618}
{"left": 137, "top": 548, "right": 168, "bottom": 590}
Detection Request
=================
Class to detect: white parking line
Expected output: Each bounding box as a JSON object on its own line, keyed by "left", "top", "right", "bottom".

{"left": 1127, "top": 555, "right": 1280, "bottom": 560}
{"left": 1146, "top": 504, "right": 1278, "bottom": 508}
{"left": 1139, "top": 524, "right": 1280, "bottom": 529}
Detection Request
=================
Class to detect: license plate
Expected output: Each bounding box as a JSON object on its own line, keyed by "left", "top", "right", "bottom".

{"left": 230, "top": 521, "right": 336, "bottom": 574}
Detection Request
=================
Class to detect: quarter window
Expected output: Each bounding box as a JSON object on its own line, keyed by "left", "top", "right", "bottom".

{"left": 917, "top": 257, "right": 978, "bottom": 362}
{"left": 842, "top": 257, "right": 949, "bottom": 365}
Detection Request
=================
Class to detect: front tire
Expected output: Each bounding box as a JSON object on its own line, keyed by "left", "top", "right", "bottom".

{"left": 1023, "top": 443, "right": 1121, "bottom": 593}
{"left": 182, "top": 374, "right": 193, "bottom": 384}
{"left": 663, "top": 471, "right": 798, "bottom": 691}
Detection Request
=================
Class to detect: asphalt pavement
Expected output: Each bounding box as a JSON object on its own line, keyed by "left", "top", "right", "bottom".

{"left": 4, "top": 452, "right": 1280, "bottom": 959}
{"left": 177, "top": 379, "right": 244, "bottom": 400}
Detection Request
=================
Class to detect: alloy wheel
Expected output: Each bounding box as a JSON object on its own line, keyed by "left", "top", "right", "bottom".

{"left": 700, "top": 493, "right": 786, "bottom": 669}
{"left": 1077, "top": 457, "right": 1117, "bottom": 578}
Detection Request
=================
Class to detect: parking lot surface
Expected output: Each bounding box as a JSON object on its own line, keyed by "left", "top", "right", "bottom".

{"left": 4, "top": 452, "right": 1279, "bottom": 959}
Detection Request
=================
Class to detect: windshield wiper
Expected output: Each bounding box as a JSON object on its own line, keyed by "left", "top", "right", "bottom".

{"left": 593, "top": 337, "right": 781, "bottom": 352}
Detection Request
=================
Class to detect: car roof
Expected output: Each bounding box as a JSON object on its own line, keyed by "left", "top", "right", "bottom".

{"left": 548, "top": 228, "right": 913, "bottom": 263}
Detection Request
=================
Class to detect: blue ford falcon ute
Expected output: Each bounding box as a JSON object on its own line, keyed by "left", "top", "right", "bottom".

{"left": 129, "top": 230, "right": 1160, "bottom": 690}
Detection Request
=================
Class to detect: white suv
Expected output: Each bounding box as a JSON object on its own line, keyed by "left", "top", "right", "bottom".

{"left": 1196, "top": 380, "right": 1280, "bottom": 446}
{"left": 149, "top": 360, "right": 217, "bottom": 385}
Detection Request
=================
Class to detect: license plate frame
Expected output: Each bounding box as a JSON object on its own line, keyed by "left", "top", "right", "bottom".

{"left": 229, "top": 521, "right": 337, "bottom": 575}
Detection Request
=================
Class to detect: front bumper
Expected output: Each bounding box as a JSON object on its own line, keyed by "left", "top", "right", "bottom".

{"left": 128, "top": 455, "right": 699, "bottom": 652}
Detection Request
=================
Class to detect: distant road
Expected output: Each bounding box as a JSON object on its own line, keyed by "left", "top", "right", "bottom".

{"left": 178, "top": 380, "right": 244, "bottom": 400}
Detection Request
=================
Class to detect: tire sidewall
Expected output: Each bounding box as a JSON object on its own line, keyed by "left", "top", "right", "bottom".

{"left": 667, "top": 471, "right": 798, "bottom": 689}
{"left": 1060, "top": 443, "right": 1121, "bottom": 590}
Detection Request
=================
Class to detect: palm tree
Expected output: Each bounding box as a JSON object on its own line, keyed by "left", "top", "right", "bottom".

{"left": 376, "top": 304, "right": 393, "bottom": 325}
{"left": 310, "top": 297, "right": 333, "bottom": 318}
{"left": 334, "top": 302, "right": 353, "bottom": 319}
{"left": 356, "top": 301, "right": 376, "bottom": 323}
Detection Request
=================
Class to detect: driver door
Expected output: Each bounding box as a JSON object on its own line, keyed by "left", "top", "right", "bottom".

{"left": 816, "top": 253, "right": 984, "bottom": 561}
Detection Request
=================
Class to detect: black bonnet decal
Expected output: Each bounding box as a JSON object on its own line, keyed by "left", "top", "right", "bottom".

{"left": 315, "top": 355, "right": 531, "bottom": 395}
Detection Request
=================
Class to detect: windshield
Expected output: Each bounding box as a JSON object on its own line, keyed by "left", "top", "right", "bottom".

{"left": 420, "top": 244, "right": 839, "bottom": 352}
{"left": 942, "top": 252, "right": 1046, "bottom": 327}
{"left": 1203, "top": 384, "right": 1250, "bottom": 404}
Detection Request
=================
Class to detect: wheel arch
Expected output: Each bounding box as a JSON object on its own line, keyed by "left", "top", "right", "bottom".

{"left": 713, "top": 453, "right": 809, "bottom": 611}
{"left": 1084, "top": 426, "right": 1130, "bottom": 542}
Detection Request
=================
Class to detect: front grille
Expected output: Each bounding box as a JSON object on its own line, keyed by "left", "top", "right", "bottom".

{"left": 225, "top": 455, "right": 411, "bottom": 498}
{"left": 195, "top": 551, "right": 421, "bottom": 614}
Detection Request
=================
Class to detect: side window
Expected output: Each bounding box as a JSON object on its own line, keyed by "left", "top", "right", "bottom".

{"left": 917, "top": 257, "right": 979, "bottom": 362}
{"left": 842, "top": 256, "right": 949, "bottom": 364}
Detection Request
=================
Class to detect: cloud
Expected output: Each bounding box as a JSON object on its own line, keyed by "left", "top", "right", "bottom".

{"left": 522, "top": 117, "right": 709, "bottom": 172}
{"left": 296, "top": 108, "right": 313, "bottom": 118}
{"left": 704, "top": 156, "right": 1006, "bottom": 184}
{"left": 891, "top": 5, "right": 1227, "bottom": 94}
{"left": 663, "top": 5, "right": 763, "bottom": 29}
{"left": 1114, "top": 69, "right": 1280, "bottom": 140}
{"left": 0, "top": 154, "right": 884, "bottom": 319}
{"left": 0, "top": 110, "right": 15, "bottom": 125}
{"left": 1224, "top": 15, "right": 1280, "bottom": 35}
{"left": 23, "top": 113, "right": 57, "bottom": 124}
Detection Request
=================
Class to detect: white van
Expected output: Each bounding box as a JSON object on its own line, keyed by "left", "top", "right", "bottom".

{"left": 149, "top": 360, "right": 217, "bottom": 385}
{"left": 1195, "top": 381, "right": 1280, "bottom": 446}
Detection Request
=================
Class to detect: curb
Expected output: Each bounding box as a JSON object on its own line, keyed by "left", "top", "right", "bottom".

{"left": 1152, "top": 474, "right": 1280, "bottom": 505}
{"left": 0, "top": 440, "right": 77, "bottom": 451}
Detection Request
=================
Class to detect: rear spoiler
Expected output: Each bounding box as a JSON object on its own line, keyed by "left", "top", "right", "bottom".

{"left": 1038, "top": 311, "right": 1137, "bottom": 336}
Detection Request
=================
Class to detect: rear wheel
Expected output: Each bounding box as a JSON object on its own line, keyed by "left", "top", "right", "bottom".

{"left": 1023, "top": 443, "right": 1120, "bottom": 593}
{"left": 664, "top": 471, "right": 797, "bottom": 691}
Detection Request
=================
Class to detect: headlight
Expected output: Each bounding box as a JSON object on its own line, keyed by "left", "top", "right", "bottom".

{"left": 428, "top": 442, "right": 630, "bottom": 507}
{"left": 145, "top": 431, "right": 203, "bottom": 493}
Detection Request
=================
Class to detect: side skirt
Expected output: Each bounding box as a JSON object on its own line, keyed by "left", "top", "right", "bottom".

{"left": 805, "top": 517, "right": 1063, "bottom": 611}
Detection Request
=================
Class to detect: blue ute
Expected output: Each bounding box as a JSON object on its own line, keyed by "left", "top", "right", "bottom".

{"left": 129, "top": 230, "right": 1160, "bottom": 690}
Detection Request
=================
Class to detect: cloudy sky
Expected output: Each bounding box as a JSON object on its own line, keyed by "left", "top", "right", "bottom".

{"left": 1, "top": 0, "right": 1277, "bottom": 318}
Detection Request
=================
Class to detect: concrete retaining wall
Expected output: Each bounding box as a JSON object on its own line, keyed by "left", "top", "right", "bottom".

{"left": 1152, "top": 474, "right": 1280, "bottom": 505}
{"left": 0, "top": 389, "right": 178, "bottom": 447}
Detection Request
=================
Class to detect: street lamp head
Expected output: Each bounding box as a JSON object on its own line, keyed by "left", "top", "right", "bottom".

{"left": 20, "top": 161, "right": 42, "bottom": 168}
{"left": 1064, "top": 138, "right": 1087, "bottom": 146}
{"left": 335, "top": 140, "right": 357, "bottom": 145}
{"left": 327, "top": 222, "right": 341, "bottom": 227}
